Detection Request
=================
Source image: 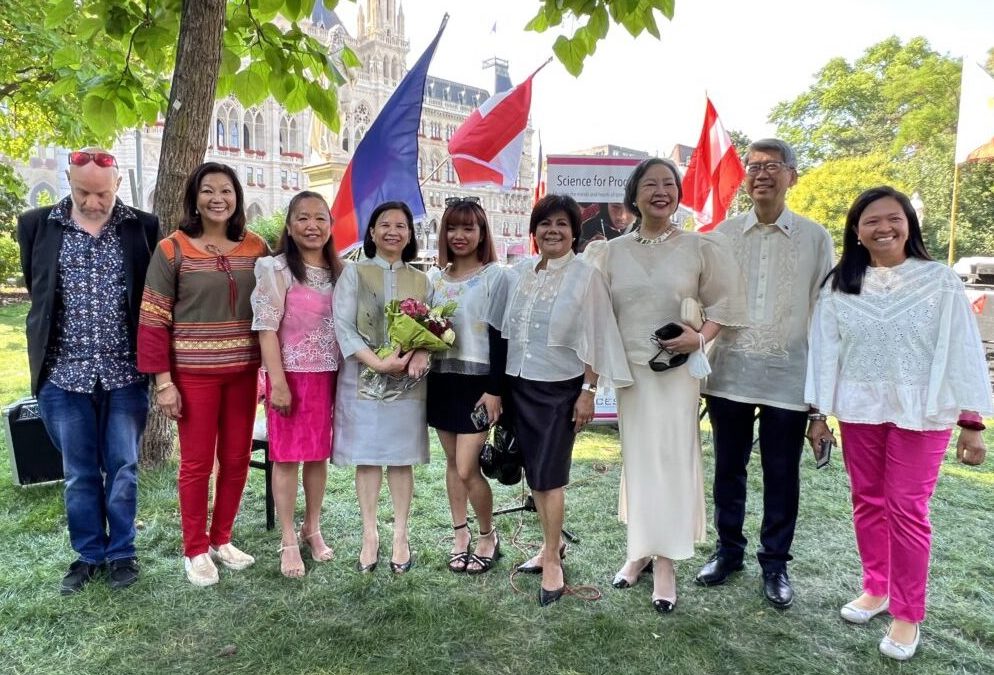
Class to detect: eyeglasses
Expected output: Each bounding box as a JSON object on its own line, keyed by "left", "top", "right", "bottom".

{"left": 744, "top": 161, "right": 791, "bottom": 175}
{"left": 648, "top": 323, "right": 688, "bottom": 372}
{"left": 69, "top": 151, "right": 118, "bottom": 168}
{"left": 445, "top": 196, "right": 481, "bottom": 207}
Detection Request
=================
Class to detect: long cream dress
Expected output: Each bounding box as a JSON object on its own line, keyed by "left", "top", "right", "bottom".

{"left": 586, "top": 231, "right": 746, "bottom": 560}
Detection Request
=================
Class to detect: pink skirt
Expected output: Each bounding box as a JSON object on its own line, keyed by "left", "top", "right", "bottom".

{"left": 265, "top": 371, "right": 336, "bottom": 462}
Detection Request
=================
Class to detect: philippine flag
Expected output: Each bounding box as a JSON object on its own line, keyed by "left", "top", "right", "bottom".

{"left": 330, "top": 17, "right": 447, "bottom": 250}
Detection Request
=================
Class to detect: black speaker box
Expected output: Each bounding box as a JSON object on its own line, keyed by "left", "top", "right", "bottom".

{"left": 3, "top": 397, "right": 64, "bottom": 486}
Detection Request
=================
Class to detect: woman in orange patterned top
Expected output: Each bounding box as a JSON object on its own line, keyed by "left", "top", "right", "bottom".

{"left": 138, "top": 162, "right": 269, "bottom": 587}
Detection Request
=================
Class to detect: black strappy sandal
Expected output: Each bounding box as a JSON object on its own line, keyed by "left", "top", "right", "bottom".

{"left": 448, "top": 522, "right": 471, "bottom": 574}
{"left": 466, "top": 527, "right": 502, "bottom": 575}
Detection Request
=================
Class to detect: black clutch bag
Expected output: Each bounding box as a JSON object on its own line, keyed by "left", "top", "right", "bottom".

{"left": 479, "top": 422, "right": 523, "bottom": 486}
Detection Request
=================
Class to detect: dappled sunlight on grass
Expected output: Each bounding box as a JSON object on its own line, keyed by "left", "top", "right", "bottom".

{"left": 941, "top": 463, "right": 994, "bottom": 486}
{"left": 0, "top": 302, "right": 30, "bottom": 406}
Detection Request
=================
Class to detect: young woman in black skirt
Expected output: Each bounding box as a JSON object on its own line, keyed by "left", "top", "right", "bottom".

{"left": 426, "top": 197, "right": 507, "bottom": 574}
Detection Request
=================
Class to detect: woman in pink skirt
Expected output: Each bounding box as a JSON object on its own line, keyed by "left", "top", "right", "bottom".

{"left": 251, "top": 191, "right": 344, "bottom": 578}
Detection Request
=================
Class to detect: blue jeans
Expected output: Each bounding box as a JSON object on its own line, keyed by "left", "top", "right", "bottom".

{"left": 38, "top": 379, "right": 149, "bottom": 564}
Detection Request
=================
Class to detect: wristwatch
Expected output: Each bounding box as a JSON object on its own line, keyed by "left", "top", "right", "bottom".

{"left": 581, "top": 382, "right": 598, "bottom": 395}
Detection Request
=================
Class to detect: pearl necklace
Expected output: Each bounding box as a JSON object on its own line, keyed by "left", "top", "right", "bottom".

{"left": 632, "top": 226, "right": 676, "bottom": 246}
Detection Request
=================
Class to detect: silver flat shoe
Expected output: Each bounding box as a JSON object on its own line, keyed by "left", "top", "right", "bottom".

{"left": 879, "top": 624, "right": 919, "bottom": 661}
{"left": 840, "top": 597, "right": 889, "bottom": 624}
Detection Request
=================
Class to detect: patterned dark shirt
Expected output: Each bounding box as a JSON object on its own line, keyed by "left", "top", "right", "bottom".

{"left": 44, "top": 196, "right": 144, "bottom": 393}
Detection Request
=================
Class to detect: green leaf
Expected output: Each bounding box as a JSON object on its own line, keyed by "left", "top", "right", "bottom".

{"left": 52, "top": 46, "right": 81, "bottom": 69}
{"left": 649, "top": 0, "right": 676, "bottom": 20}
{"left": 48, "top": 77, "right": 79, "bottom": 98}
{"left": 232, "top": 68, "right": 268, "bottom": 108}
{"left": 43, "top": 0, "right": 75, "bottom": 29}
{"left": 306, "top": 84, "right": 339, "bottom": 133}
{"left": 340, "top": 46, "right": 362, "bottom": 70}
{"left": 282, "top": 0, "right": 303, "bottom": 21}
{"left": 588, "top": 5, "right": 609, "bottom": 39}
{"left": 552, "top": 35, "right": 585, "bottom": 77}
{"left": 281, "top": 79, "right": 308, "bottom": 113}
{"left": 82, "top": 93, "right": 119, "bottom": 138}
{"left": 216, "top": 73, "right": 235, "bottom": 99}
{"left": 524, "top": 12, "right": 549, "bottom": 33}
{"left": 641, "top": 7, "right": 660, "bottom": 38}
{"left": 256, "top": 0, "right": 284, "bottom": 16}
{"left": 220, "top": 47, "right": 242, "bottom": 76}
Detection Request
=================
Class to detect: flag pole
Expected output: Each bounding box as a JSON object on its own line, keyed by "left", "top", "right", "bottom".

{"left": 947, "top": 162, "right": 962, "bottom": 265}
{"left": 419, "top": 156, "right": 451, "bottom": 187}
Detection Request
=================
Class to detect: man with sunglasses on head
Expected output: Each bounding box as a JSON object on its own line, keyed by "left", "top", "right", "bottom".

{"left": 17, "top": 148, "right": 160, "bottom": 594}
{"left": 698, "top": 139, "right": 834, "bottom": 609}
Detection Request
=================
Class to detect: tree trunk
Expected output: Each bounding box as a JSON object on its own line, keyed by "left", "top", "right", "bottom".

{"left": 140, "top": 0, "right": 226, "bottom": 468}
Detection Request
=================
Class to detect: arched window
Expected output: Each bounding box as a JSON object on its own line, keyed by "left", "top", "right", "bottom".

{"left": 445, "top": 161, "right": 454, "bottom": 183}
{"left": 342, "top": 127, "right": 350, "bottom": 152}
{"left": 279, "top": 117, "right": 288, "bottom": 155}
{"left": 254, "top": 110, "right": 266, "bottom": 153}
{"left": 243, "top": 122, "right": 251, "bottom": 151}
{"left": 354, "top": 126, "right": 365, "bottom": 149}
{"left": 215, "top": 118, "right": 225, "bottom": 147}
{"left": 417, "top": 153, "right": 424, "bottom": 179}
{"left": 228, "top": 107, "right": 239, "bottom": 148}
{"left": 289, "top": 117, "right": 300, "bottom": 153}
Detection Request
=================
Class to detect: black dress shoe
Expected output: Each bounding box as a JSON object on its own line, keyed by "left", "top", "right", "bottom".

{"left": 694, "top": 553, "right": 744, "bottom": 587}
{"left": 107, "top": 558, "right": 139, "bottom": 590}
{"left": 762, "top": 570, "right": 794, "bottom": 608}
{"left": 651, "top": 597, "right": 676, "bottom": 614}
{"left": 515, "top": 543, "right": 567, "bottom": 574}
{"left": 538, "top": 585, "right": 566, "bottom": 607}
{"left": 390, "top": 554, "right": 414, "bottom": 574}
{"left": 60, "top": 560, "right": 104, "bottom": 595}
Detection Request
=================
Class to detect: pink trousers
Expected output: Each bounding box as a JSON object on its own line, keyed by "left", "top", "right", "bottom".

{"left": 839, "top": 422, "right": 951, "bottom": 623}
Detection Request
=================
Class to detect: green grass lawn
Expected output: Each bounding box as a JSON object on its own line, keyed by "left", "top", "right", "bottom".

{"left": 0, "top": 301, "right": 992, "bottom": 674}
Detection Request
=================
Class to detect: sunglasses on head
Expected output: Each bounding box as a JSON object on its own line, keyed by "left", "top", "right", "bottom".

{"left": 69, "top": 151, "right": 118, "bottom": 168}
{"left": 445, "top": 196, "right": 481, "bottom": 207}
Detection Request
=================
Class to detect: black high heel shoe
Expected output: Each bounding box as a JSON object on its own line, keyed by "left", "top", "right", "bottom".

{"left": 651, "top": 597, "right": 676, "bottom": 614}
{"left": 539, "top": 584, "right": 566, "bottom": 607}
{"left": 515, "top": 542, "right": 568, "bottom": 574}
{"left": 356, "top": 547, "right": 380, "bottom": 573}
{"left": 390, "top": 541, "right": 414, "bottom": 574}
{"left": 466, "top": 528, "right": 501, "bottom": 575}
{"left": 612, "top": 558, "right": 654, "bottom": 589}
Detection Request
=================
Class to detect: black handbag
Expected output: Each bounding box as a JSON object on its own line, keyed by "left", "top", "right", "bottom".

{"left": 479, "top": 422, "right": 523, "bottom": 486}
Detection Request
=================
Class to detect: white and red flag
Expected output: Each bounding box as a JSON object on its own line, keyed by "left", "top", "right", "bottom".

{"left": 448, "top": 61, "right": 548, "bottom": 189}
{"left": 680, "top": 98, "right": 745, "bottom": 231}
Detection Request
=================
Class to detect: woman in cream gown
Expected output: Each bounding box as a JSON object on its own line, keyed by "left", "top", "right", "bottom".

{"left": 585, "top": 158, "right": 746, "bottom": 614}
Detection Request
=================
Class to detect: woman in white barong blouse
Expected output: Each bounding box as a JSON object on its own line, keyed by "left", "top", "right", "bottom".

{"left": 805, "top": 186, "right": 990, "bottom": 662}
{"left": 491, "top": 194, "right": 632, "bottom": 607}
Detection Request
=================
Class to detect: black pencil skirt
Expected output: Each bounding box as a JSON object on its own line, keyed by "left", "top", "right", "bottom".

{"left": 507, "top": 375, "right": 584, "bottom": 491}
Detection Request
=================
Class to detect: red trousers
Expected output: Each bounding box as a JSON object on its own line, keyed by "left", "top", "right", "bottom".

{"left": 175, "top": 370, "right": 258, "bottom": 557}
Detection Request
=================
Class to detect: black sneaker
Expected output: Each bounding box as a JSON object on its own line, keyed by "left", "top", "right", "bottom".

{"left": 60, "top": 560, "right": 104, "bottom": 595}
{"left": 107, "top": 558, "right": 140, "bottom": 590}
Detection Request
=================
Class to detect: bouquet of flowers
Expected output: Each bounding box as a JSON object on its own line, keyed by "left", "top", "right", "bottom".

{"left": 360, "top": 297, "right": 458, "bottom": 400}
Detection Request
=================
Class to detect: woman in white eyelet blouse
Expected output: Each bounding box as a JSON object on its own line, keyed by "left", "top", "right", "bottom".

{"left": 805, "top": 186, "right": 991, "bottom": 662}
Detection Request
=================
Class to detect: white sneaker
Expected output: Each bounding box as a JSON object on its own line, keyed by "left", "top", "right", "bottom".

{"left": 840, "top": 597, "right": 889, "bottom": 624}
{"left": 879, "top": 624, "right": 920, "bottom": 661}
{"left": 184, "top": 553, "right": 219, "bottom": 587}
{"left": 209, "top": 543, "right": 256, "bottom": 571}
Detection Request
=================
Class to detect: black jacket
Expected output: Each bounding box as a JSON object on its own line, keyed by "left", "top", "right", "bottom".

{"left": 16, "top": 201, "right": 161, "bottom": 395}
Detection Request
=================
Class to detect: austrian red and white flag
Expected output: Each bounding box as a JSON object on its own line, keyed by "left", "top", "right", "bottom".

{"left": 448, "top": 64, "right": 546, "bottom": 190}
{"left": 680, "top": 98, "right": 745, "bottom": 231}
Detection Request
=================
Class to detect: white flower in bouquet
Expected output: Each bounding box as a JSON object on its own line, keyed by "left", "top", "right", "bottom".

{"left": 441, "top": 328, "right": 456, "bottom": 345}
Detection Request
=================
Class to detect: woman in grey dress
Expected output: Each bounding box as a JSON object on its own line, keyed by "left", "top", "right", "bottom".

{"left": 333, "top": 201, "right": 432, "bottom": 574}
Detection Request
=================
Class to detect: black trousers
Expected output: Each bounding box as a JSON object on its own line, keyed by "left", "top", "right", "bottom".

{"left": 705, "top": 395, "right": 808, "bottom": 573}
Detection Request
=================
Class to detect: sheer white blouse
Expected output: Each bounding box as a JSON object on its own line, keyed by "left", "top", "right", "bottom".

{"left": 805, "top": 258, "right": 993, "bottom": 430}
{"left": 490, "top": 252, "right": 632, "bottom": 388}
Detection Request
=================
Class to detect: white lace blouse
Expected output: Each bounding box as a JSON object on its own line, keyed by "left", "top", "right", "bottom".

{"left": 805, "top": 258, "right": 993, "bottom": 430}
